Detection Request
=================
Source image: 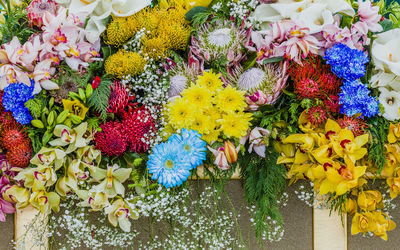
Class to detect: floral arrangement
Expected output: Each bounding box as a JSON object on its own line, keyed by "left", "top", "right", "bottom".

{"left": 2, "top": 0, "right": 400, "bottom": 247}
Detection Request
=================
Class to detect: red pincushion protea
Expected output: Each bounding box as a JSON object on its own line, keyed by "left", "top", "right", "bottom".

{"left": 94, "top": 121, "right": 127, "bottom": 157}
{"left": 27, "top": 0, "right": 58, "bottom": 28}
{"left": 324, "top": 95, "right": 341, "bottom": 114}
{"left": 6, "top": 142, "right": 32, "bottom": 168}
{"left": 337, "top": 116, "right": 366, "bottom": 136}
{"left": 107, "top": 81, "right": 132, "bottom": 114}
{"left": 0, "top": 112, "right": 22, "bottom": 134}
{"left": 289, "top": 56, "right": 342, "bottom": 99}
{"left": 306, "top": 107, "right": 328, "bottom": 125}
{"left": 121, "top": 107, "right": 156, "bottom": 154}
{"left": 0, "top": 91, "right": 4, "bottom": 113}
{"left": 1, "top": 128, "right": 29, "bottom": 151}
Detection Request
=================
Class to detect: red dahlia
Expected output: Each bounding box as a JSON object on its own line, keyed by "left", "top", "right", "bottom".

{"left": 107, "top": 81, "right": 132, "bottom": 114}
{"left": 337, "top": 116, "right": 366, "bottom": 137}
{"left": 121, "top": 107, "right": 156, "bottom": 154}
{"left": 306, "top": 107, "right": 328, "bottom": 125}
{"left": 94, "top": 121, "right": 128, "bottom": 157}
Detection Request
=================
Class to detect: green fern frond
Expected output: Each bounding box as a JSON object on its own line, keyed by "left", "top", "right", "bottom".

{"left": 87, "top": 78, "right": 112, "bottom": 121}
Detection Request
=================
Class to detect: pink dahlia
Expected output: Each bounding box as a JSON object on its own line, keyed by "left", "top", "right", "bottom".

{"left": 27, "top": 0, "right": 58, "bottom": 28}
{"left": 107, "top": 81, "right": 131, "bottom": 114}
{"left": 121, "top": 107, "right": 156, "bottom": 154}
{"left": 94, "top": 121, "right": 127, "bottom": 157}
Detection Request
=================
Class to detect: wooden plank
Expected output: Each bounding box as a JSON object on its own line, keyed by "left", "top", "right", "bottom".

{"left": 14, "top": 205, "right": 48, "bottom": 250}
{"left": 313, "top": 207, "right": 347, "bottom": 250}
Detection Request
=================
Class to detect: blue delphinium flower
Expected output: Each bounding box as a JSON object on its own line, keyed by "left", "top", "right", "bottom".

{"left": 2, "top": 81, "right": 35, "bottom": 125}
{"left": 324, "top": 43, "right": 369, "bottom": 81}
{"left": 169, "top": 129, "right": 207, "bottom": 169}
{"left": 147, "top": 140, "right": 192, "bottom": 188}
{"left": 339, "top": 80, "right": 379, "bottom": 118}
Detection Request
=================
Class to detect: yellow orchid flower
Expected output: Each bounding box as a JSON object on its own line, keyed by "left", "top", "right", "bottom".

{"left": 282, "top": 134, "right": 315, "bottom": 152}
{"left": 351, "top": 211, "right": 376, "bottom": 236}
{"left": 387, "top": 170, "right": 400, "bottom": 199}
{"left": 352, "top": 211, "right": 396, "bottom": 240}
{"left": 388, "top": 123, "right": 400, "bottom": 144}
{"left": 312, "top": 144, "right": 337, "bottom": 164}
{"left": 357, "top": 190, "right": 383, "bottom": 211}
{"left": 319, "top": 157, "right": 366, "bottom": 196}
{"left": 323, "top": 119, "right": 342, "bottom": 142}
{"left": 288, "top": 163, "right": 314, "bottom": 182}
{"left": 298, "top": 110, "right": 324, "bottom": 133}
{"left": 331, "top": 129, "right": 369, "bottom": 163}
{"left": 342, "top": 198, "right": 357, "bottom": 215}
{"left": 373, "top": 212, "right": 396, "bottom": 240}
{"left": 62, "top": 99, "right": 89, "bottom": 120}
{"left": 381, "top": 144, "right": 400, "bottom": 177}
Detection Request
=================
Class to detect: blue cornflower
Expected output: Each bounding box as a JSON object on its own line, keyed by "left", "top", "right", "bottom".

{"left": 324, "top": 43, "right": 369, "bottom": 81}
{"left": 168, "top": 129, "right": 207, "bottom": 170}
{"left": 2, "top": 81, "right": 35, "bottom": 125}
{"left": 147, "top": 140, "right": 192, "bottom": 188}
{"left": 339, "top": 80, "right": 379, "bottom": 118}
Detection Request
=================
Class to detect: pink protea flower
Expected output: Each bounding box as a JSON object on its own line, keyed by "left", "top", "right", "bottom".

{"left": 27, "top": 0, "right": 58, "bottom": 28}
{"left": 237, "top": 61, "right": 288, "bottom": 110}
{"left": 190, "top": 20, "right": 252, "bottom": 68}
{"left": 358, "top": 0, "right": 382, "bottom": 32}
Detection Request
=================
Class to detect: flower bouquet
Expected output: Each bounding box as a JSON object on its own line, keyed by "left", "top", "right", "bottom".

{"left": 1, "top": 0, "right": 400, "bottom": 248}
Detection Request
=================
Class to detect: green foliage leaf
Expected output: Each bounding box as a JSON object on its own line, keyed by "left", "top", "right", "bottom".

{"left": 367, "top": 116, "right": 388, "bottom": 173}
{"left": 87, "top": 78, "right": 112, "bottom": 121}
{"left": 242, "top": 52, "right": 258, "bottom": 71}
{"left": 262, "top": 56, "right": 285, "bottom": 64}
{"left": 239, "top": 146, "right": 287, "bottom": 240}
{"left": 186, "top": 6, "right": 210, "bottom": 22}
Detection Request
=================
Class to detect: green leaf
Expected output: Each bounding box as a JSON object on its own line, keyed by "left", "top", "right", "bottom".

{"left": 87, "top": 78, "right": 112, "bottom": 121}
{"left": 242, "top": 52, "right": 258, "bottom": 70}
{"left": 263, "top": 56, "right": 285, "bottom": 64}
{"left": 185, "top": 6, "right": 210, "bottom": 22}
{"left": 380, "top": 18, "right": 393, "bottom": 32}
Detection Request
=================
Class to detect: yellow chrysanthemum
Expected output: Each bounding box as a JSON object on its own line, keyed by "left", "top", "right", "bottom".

{"left": 168, "top": 98, "right": 196, "bottom": 129}
{"left": 218, "top": 112, "right": 252, "bottom": 139}
{"left": 215, "top": 85, "right": 247, "bottom": 113}
{"left": 196, "top": 70, "right": 223, "bottom": 92}
{"left": 142, "top": 36, "right": 168, "bottom": 60}
{"left": 181, "top": 84, "right": 213, "bottom": 110}
{"left": 190, "top": 113, "right": 214, "bottom": 135}
{"left": 105, "top": 16, "right": 137, "bottom": 46}
{"left": 201, "top": 127, "right": 220, "bottom": 144}
{"left": 105, "top": 50, "right": 146, "bottom": 78}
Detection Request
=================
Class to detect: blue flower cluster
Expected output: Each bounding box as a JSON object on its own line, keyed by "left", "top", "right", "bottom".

{"left": 324, "top": 43, "right": 369, "bottom": 81}
{"left": 2, "top": 81, "right": 35, "bottom": 125}
{"left": 339, "top": 80, "right": 379, "bottom": 118}
{"left": 147, "top": 129, "right": 207, "bottom": 188}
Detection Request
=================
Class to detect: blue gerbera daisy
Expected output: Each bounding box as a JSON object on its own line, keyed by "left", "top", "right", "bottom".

{"left": 147, "top": 140, "right": 192, "bottom": 188}
{"left": 169, "top": 129, "right": 207, "bottom": 170}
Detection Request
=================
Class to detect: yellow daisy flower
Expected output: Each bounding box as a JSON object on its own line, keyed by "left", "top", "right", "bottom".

{"left": 168, "top": 97, "right": 196, "bottom": 129}
{"left": 190, "top": 113, "right": 214, "bottom": 135}
{"left": 218, "top": 112, "right": 252, "bottom": 139}
{"left": 215, "top": 85, "right": 247, "bottom": 113}
{"left": 196, "top": 70, "right": 223, "bottom": 92}
{"left": 181, "top": 84, "right": 213, "bottom": 110}
{"left": 202, "top": 127, "right": 220, "bottom": 144}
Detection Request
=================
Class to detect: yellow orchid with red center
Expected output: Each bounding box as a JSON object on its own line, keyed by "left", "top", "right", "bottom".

{"left": 352, "top": 211, "right": 396, "bottom": 240}
{"left": 319, "top": 156, "right": 367, "bottom": 196}
{"left": 357, "top": 190, "right": 383, "bottom": 211}
{"left": 331, "top": 128, "right": 369, "bottom": 163}
{"left": 388, "top": 123, "right": 400, "bottom": 144}
{"left": 387, "top": 170, "right": 400, "bottom": 199}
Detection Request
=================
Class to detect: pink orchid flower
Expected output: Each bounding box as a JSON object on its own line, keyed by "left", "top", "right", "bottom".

{"left": 32, "top": 59, "right": 59, "bottom": 94}
{"left": 358, "top": 0, "right": 383, "bottom": 32}
{"left": 241, "top": 128, "right": 270, "bottom": 158}
{"left": 207, "top": 145, "right": 240, "bottom": 170}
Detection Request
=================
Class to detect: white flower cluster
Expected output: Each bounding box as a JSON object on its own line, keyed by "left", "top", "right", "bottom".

{"left": 294, "top": 182, "right": 317, "bottom": 208}
{"left": 47, "top": 196, "right": 139, "bottom": 249}
{"left": 226, "top": 0, "right": 259, "bottom": 20}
